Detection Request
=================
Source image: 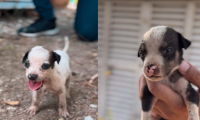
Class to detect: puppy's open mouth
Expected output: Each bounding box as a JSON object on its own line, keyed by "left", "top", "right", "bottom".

{"left": 28, "top": 81, "right": 43, "bottom": 91}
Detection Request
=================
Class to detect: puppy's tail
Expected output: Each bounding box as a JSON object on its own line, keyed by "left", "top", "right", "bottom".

{"left": 63, "top": 36, "right": 69, "bottom": 52}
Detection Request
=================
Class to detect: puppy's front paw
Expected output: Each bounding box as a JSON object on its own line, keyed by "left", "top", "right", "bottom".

{"left": 26, "top": 106, "right": 38, "bottom": 115}
{"left": 66, "top": 93, "right": 70, "bottom": 99}
{"left": 58, "top": 108, "right": 69, "bottom": 118}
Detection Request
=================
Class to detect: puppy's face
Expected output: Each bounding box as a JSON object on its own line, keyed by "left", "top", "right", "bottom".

{"left": 138, "top": 26, "right": 191, "bottom": 81}
{"left": 22, "top": 46, "right": 60, "bottom": 90}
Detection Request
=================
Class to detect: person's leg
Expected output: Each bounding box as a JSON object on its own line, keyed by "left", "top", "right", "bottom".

{"left": 18, "top": 0, "right": 59, "bottom": 37}
{"left": 33, "top": 0, "right": 55, "bottom": 20}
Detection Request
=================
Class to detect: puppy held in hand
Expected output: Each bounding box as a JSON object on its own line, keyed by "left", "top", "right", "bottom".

{"left": 138, "top": 26, "right": 199, "bottom": 120}
{"left": 22, "top": 37, "right": 71, "bottom": 118}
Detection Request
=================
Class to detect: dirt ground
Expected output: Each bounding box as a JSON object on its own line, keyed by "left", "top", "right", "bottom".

{"left": 0, "top": 9, "right": 98, "bottom": 120}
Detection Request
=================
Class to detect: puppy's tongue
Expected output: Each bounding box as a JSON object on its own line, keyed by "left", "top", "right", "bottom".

{"left": 28, "top": 81, "right": 42, "bottom": 91}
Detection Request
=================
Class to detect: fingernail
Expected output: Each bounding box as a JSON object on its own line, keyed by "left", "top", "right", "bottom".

{"left": 179, "top": 61, "right": 190, "bottom": 72}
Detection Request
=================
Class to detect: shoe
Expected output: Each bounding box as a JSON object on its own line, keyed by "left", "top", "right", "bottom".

{"left": 18, "top": 18, "right": 59, "bottom": 37}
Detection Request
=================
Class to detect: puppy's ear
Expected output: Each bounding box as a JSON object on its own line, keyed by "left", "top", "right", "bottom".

{"left": 51, "top": 51, "right": 61, "bottom": 64}
{"left": 22, "top": 50, "right": 30, "bottom": 63}
{"left": 137, "top": 44, "right": 142, "bottom": 57}
{"left": 177, "top": 32, "right": 191, "bottom": 49}
{"left": 138, "top": 41, "right": 143, "bottom": 57}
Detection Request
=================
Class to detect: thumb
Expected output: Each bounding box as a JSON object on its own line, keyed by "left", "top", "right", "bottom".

{"left": 179, "top": 61, "right": 190, "bottom": 74}
{"left": 179, "top": 61, "right": 200, "bottom": 88}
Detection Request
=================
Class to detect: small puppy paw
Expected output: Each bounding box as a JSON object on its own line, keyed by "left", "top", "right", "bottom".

{"left": 58, "top": 116, "right": 67, "bottom": 120}
{"left": 26, "top": 106, "right": 38, "bottom": 115}
{"left": 58, "top": 108, "right": 69, "bottom": 118}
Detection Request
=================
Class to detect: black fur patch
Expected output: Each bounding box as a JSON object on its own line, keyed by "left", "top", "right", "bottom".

{"left": 160, "top": 27, "right": 189, "bottom": 76}
{"left": 52, "top": 51, "right": 61, "bottom": 64}
{"left": 138, "top": 43, "right": 147, "bottom": 61}
{"left": 49, "top": 51, "right": 61, "bottom": 68}
{"left": 161, "top": 28, "right": 180, "bottom": 61}
{"left": 49, "top": 52, "right": 55, "bottom": 68}
{"left": 163, "top": 27, "right": 191, "bottom": 61}
{"left": 22, "top": 50, "right": 30, "bottom": 63}
{"left": 160, "top": 118, "right": 167, "bottom": 120}
{"left": 177, "top": 32, "right": 191, "bottom": 49}
{"left": 186, "top": 83, "right": 199, "bottom": 106}
{"left": 141, "top": 85, "right": 154, "bottom": 111}
{"left": 169, "top": 70, "right": 182, "bottom": 83}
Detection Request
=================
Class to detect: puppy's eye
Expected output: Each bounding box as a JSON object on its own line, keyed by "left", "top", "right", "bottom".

{"left": 139, "top": 53, "right": 145, "bottom": 58}
{"left": 164, "top": 48, "right": 173, "bottom": 54}
{"left": 139, "top": 50, "right": 146, "bottom": 58}
{"left": 24, "top": 62, "right": 30, "bottom": 68}
{"left": 42, "top": 64, "right": 50, "bottom": 70}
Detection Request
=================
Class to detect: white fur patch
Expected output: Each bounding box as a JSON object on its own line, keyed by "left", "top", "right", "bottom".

{"left": 28, "top": 46, "right": 50, "bottom": 62}
{"left": 187, "top": 102, "right": 199, "bottom": 120}
{"left": 141, "top": 111, "right": 151, "bottom": 120}
{"left": 143, "top": 26, "right": 167, "bottom": 42}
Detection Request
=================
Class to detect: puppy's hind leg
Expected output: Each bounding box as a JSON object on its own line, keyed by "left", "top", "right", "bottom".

{"left": 185, "top": 83, "right": 199, "bottom": 120}
{"left": 175, "top": 78, "right": 199, "bottom": 120}
{"left": 58, "top": 87, "right": 69, "bottom": 118}
{"left": 65, "top": 72, "right": 71, "bottom": 99}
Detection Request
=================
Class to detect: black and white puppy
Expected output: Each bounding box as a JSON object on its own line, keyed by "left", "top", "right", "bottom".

{"left": 138, "top": 26, "right": 199, "bottom": 120}
{"left": 22, "top": 37, "right": 71, "bottom": 118}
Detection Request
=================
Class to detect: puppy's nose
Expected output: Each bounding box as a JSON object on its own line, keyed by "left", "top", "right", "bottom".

{"left": 146, "top": 64, "right": 157, "bottom": 76}
{"left": 147, "top": 64, "right": 154, "bottom": 70}
{"left": 28, "top": 74, "right": 38, "bottom": 81}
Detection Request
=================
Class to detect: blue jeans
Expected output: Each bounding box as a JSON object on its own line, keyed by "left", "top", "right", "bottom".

{"left": 33, "top": 0, "right": 55, "bottom": 20}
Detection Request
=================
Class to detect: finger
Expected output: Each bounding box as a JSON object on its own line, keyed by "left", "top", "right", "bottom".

{"left": 151, "top": 110, "right": 160, "bottom": 119}
{"left": 146, "top": 79, "right": 184, "bottom": 108}
{"left": 153, "top": 100, "right": 187, "bottom": 120}
{"left": 152, "top": 102, "right": 168, "bottom": 119}
{"left": 179, "top": 61, "right": 200, "bottom": 88}
{"left": 139, "top": 75, "right": 147, "bottom": 100}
